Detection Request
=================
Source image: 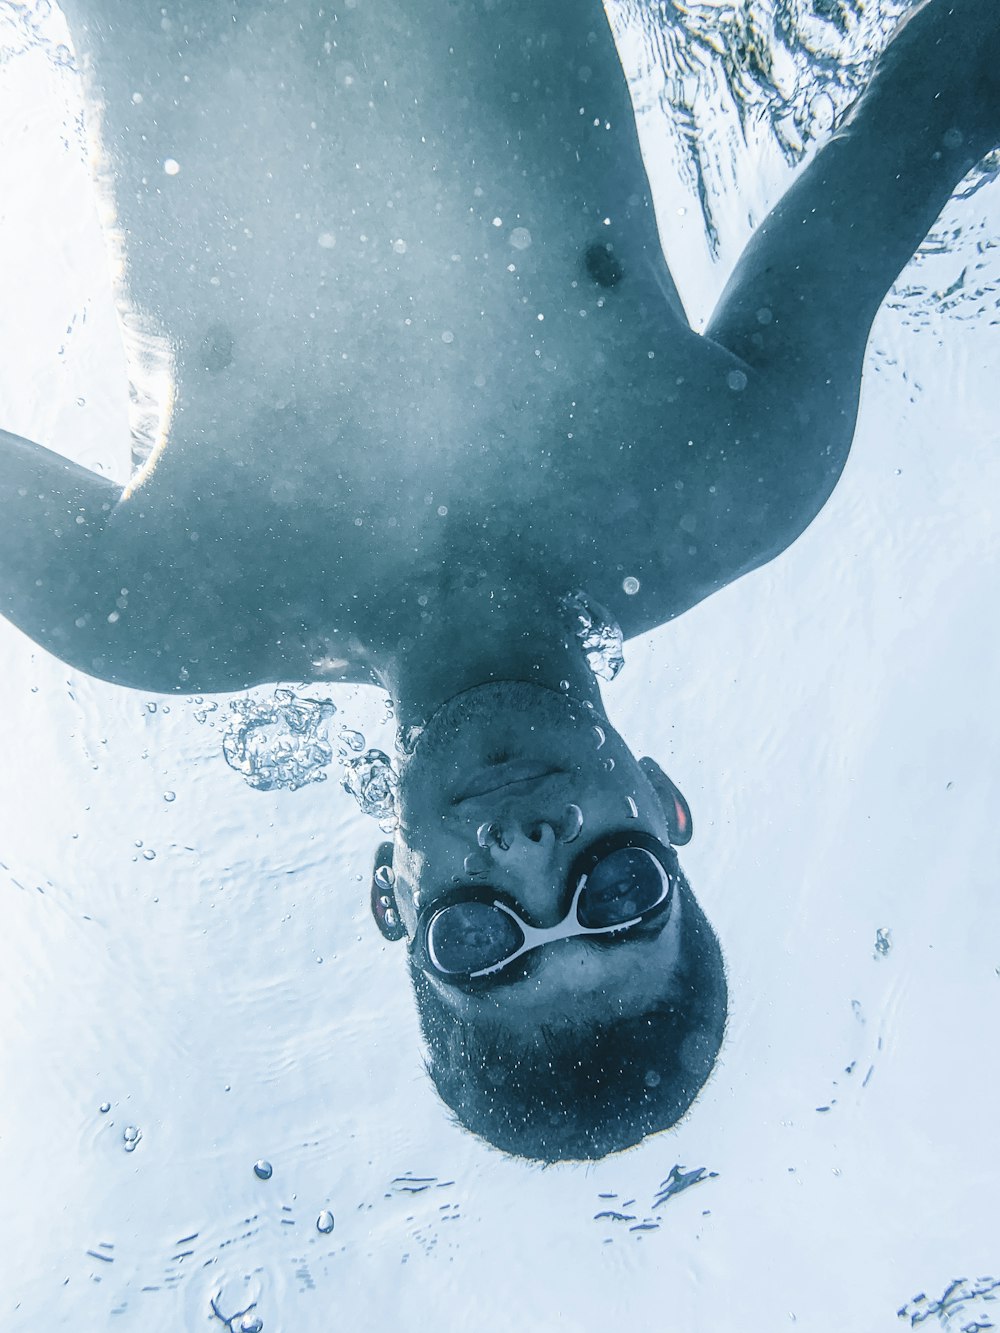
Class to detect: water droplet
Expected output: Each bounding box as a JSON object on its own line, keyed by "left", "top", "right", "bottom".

{"left": 560, "top": 590, "right": 624, "bottom": 681}
{"left": 625, "top": 796, "right": 639, "bottom": 819}
{"left": 557, "top": 804, "right": 584, "bottom": 844}
{"left": 223, "top": 690, "right": 336, "bottom": 792}
{"left": 593, "top": 725, "right": 606, "bottom": 749}
{"left": 163, "top": 791, "right": 176, "bottom": 802}
{"left": 253, "top": 1159, "right": 273, "bottom": 1180}
{"left": 374, "top": 864, "right": 395, "bottom": 891}
{"left": 342, "top": 749, "right": 398, "bottom": 827}
{"left": 622, "top": 576, "right": 640, "bottom": 596}
{"left": 316, "top": 1209, "right": 335, "bottom": 1234}
{"left": 123, "top": 1125, "right": 141, "bottom": 1151}
{"left": 99, "top": 1101, "right": 111, "bottom": 1114}
{"left": 603, "top": 756, "right": 615, "bottom": 772}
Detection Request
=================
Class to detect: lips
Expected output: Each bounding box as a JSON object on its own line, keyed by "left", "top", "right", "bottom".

{"left": 453, "top": 762, "right": 563, "bottom": 804}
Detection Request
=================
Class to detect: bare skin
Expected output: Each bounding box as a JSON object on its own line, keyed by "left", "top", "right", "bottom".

{"left": 5, "top": 0, "right": 994, "bottom": 698}
{"left": 2, "top": 0, "right": 998, "bottom": 1024}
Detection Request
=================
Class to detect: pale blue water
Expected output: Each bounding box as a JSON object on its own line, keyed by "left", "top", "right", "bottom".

{"left": 1, "top": 2, "right": 999, "bottom": 1330}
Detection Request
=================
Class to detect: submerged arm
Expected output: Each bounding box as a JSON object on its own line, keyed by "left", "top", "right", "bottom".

{"left": 0, "top": 429, "right": 361, "bottom": 692}
{"left": 708, "top": 0, "right": 1000, "bottom": 380}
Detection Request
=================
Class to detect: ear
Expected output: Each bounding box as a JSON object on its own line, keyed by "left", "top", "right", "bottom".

{"left": 370, "top": 840, "right": 407, "bottom": 941}
{"left": 638, "top": 757, "right": 693, "bottom": 846}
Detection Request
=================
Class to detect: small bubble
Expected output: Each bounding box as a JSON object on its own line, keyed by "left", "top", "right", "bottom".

{"left": 727, "top": 368, "right": 748, "bottom": 391}
{"left": 559, "top": 679, "right": 570, "bottom": 692}
{"left": 240, "top": 1318, "right": 263, "bottom": 1333}
{"left": 625, "top": 796, "right": 639, "bottom": 819}
{"left": 593, "top": 725, "right": 606, "bottom": 749}
{"left": 603, "top": 756, "right": 615, "bottom": 772}
{"left": 253, "top": 1160, "right": 273, "bottom": 1180}
{"left": 142, "top": 849, "right": 156, "bottom": 861}
{"left": 163, "top": 157, "right": 180, "bottom": 176}
{"left": 392, "top": 238, "right": 407, "bottom": 254}
{"left": 492, "top": 216, "right": 503, "bottom": 227}
{"left": 477, "top": 821, "right": 508, "bottom": 851}
{"left": 316, "top": 1209, "right": 335, "bottom": 1234}
{"left": 509, "top": 226, "right": 532, "bottom": 250}
{"left": 441, "top": 330, "right": 454, "bottom": 344}
{"left": 644, "top": 1069, "right": 661, "bottom": 1088}
{"left": 437, "top": 505, "right": 448, "bottom": 516}
{"left": 374, "top": 864, "right": 395, "bottom": 891}
{"left": 131, "top": 91, "right": 143, "bottom": 104}
{"left": 123, "top": 1125, "right": 141, "bottom": 1151}
{"left": 163, "top": 791, "right": 176, "bottom": 802}
{"left": 76, "top": 396, "right": 86, "bottom": 407}
{"left": 622, "top": 576, "right": 640, "bottom": 596}
{"left": 99, "top": 1101, "right": 111, "bottom": 1114}
{"left": 383, "top": 907, "right": 398, "bottom": 930}
{"left": 318, "top": 231, "right": 336, "bottom": 248}
{"left": 146, "top": 702, "right": 157, "bottom": 714}
{"left": 874, "top": 927, "right": 892, "bottom": 957}
{"left": 557, "top": 804, "right": 584, "bottom": 844}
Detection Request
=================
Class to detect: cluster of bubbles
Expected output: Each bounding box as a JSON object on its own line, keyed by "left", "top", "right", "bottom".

{"left": 222, "top": 689, "right": 337, "bottom": 792}
{"left": 560, "top": 589, "right": 625, "bottom": 681}
{"left": 221, "top": 687, "right": 402, "bottom": 830}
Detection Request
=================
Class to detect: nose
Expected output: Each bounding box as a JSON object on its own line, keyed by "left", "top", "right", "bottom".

{"left": 486, "top": 814, "right": 567, "bottom": 925}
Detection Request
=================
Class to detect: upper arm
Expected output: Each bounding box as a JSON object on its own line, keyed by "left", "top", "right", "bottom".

{"left": 705, "top": 0, "right": 999, "bottom": 389}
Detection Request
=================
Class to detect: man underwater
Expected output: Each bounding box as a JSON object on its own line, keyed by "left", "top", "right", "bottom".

{"left": 1, "top": 0, "right": 997, "bottom": 1159}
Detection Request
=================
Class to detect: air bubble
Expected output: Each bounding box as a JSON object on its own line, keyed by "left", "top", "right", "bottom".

{"left": 240, "top": 1318, "right": 263, "bottom": 1333}
{"left": 557, "top": 804, "right": 584, "bottom": 844}
{"left": 477, "top": 821, "right": 508, "bottom": 851}
{"left": 727, "top": 368, "right": 748, "bottom": 392}
{"left": 123, "top": 1125, "right": 141, "bottom": 1152}
{"left": 509, "top": 226, "right": 532, "bottom": 249}
{"left": 593, "top": 725, "right": 606, "bottom": 749}
{"left": 99, "top": 1101, "right": 111, "bottom": 1114}
{"left": 374, "top": 864, "right": 395, "bottom": 891}
{"left": 142, "top": 849, "right": 156, "bottom": 861}
{"left": 163, "top": 157, "right": 180, "bottom": 176}
{"left": 622, "top": 576, "right": 640, "bottom": 595}
{"left": 342, "top": 749, "right": 398, "bottom": 828}
{"left": 395, "top": 723, "right": 423, "bottom": 756}
{"left": 163, "top": 791, "right": 176, "bottom": 802}
{"left": 625, "top": 796, "right": 638, "bottom": 819}
{"left": 603, "top": 757, "right": 615, "bottom": 772}
{"left": 223, "top": 689, "right": 336, "bottom": 792}
{"left": 560, "top": 590, "right": 624, "bottom": 681}
{"left": 316, "top": 1210, "right": 335, "bottom": 1234}
{"left": 253, "top": 1159, "right": 273, "bottom": 1180}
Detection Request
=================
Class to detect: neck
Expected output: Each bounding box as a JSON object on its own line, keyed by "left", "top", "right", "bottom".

{"left": 370, "top": 581, "right": 606, "bottom": 730}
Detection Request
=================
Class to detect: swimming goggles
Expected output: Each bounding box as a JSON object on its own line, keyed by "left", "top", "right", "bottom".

{"left": 412, "top": 830, "right": 677, "bottom": 985}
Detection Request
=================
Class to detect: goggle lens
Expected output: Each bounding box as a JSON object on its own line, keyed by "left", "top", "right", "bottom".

{"left": 577, "top": 847, "right": 668, "bottom": 929}
{"left": 427, "top": 900, "right": 524, "bottom": 976}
